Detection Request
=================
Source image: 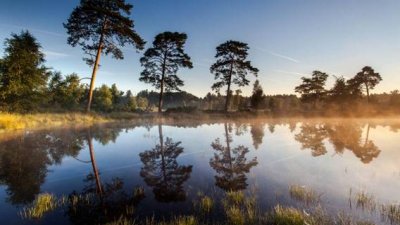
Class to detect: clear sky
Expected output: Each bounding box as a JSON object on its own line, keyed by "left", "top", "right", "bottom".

{"left": 0, "top": 0, "right": 399, "bottom": 97}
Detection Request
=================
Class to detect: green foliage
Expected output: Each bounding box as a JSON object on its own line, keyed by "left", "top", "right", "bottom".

{"left": 93, "top": 85, "right": 113, "bottom": 111}
{"left": 210, "top": 40, "right": 258, "bottom": 111}
{"left": 250, "top": 80, "right": 265, "bottom": 109}
{"left": 294, "top": 71, "right": 328, "bottom": 108}
{"left": 0, "top": 31, "right": 49, "bottom": 112}
{"left": 139, "top": 32, "right": 193, "bottom": 112}
{"left": 348, "top": 66, "right": 382, "bottom": 102}
{"left": 48, "top": 72, "right": 86, "bottom": 109}
{"left": 64, "top": 0, "right": 144, "bottom": 111}
{"left": 64, "top": 0, "right": 145, "bottom": 65}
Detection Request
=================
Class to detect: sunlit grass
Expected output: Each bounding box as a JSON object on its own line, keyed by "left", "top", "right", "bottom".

{"left": 20, "top": 193, "right": 58, "bottom": 219}
{"left": 268, "top": 205, "right": 310, "bottom": 225}
{"left": 20, "top": 187, "right": 388, "bottom": 225}
{"left": 0, "top": 112, "right": 109, "bottom": 131}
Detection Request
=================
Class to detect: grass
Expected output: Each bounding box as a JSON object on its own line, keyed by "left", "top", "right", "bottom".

{"left": 289, "top": 184, "right": 320, "bottom": 205}
{"left": 20, "top": 193, "right": 58, "bottom": 219}
{"left": 268, "top": 204, "right": 310, "bottom": 225}
{"left": 0, "top": 112, "right": 109, "bottom": 131}
{"left": 355, "top": 190, "right": 376, "bottom": 211}
{"left": 380, "top": 204, "right": 400, "bottom": 224}
{"left": 21, "top": 186, "right": 392, "bottom": 225}
{"left": 199, "top": 196, "right": 214, "bottom": 214}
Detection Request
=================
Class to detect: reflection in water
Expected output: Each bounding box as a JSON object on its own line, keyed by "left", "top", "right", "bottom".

{"left": 250, "top": 123, "right": 265, "bottom": 150}
{"left": 139, "top": 124, "right": 193, "bottom": 202}
{"left": 210, "top": 123, "right": 258, "bottom": 191}
{"left": 66, "top": 129, "right": 145, "bottom": 225}
{"left": 295, "top": 123, "right": 328, "bottom": 157}
{"left": 295, "top": 122, "right": 381, "bottom": 163}
{"left": 0, "top": 130, "right": 85, "bottom": 204}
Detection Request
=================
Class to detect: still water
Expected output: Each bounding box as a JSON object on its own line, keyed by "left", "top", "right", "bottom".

{"left": 0, "top": 119, "right": 399, "bottom": 224}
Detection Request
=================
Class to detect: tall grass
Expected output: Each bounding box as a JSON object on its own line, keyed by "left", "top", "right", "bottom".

{"left": 289, "top": 185, "right": 320, "bottom": 205}
{"left": 0, "top": 112, "right": 109, "bottom": 131}
{"left": 20, "top": 193, "right": 58, "bottom": 219}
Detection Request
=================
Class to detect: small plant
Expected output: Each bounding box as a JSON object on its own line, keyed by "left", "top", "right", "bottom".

{"left": 20, "top": 193, "right": 58, "bottom": 219}
{"left": 225, "top": 205, "right": 245, "bottom": 225}
{"left": 199, "top": 196, "right": 214, "bottom": 214}
{"left": 355, "top": 190, "right": 376, "bottom": 211}
{"left": 269, "top": 205, "right": 308, "bottom": 225}
{"left": 225, "top": 191, "right": 245, "bottom": 205}
{"left": 289, "top": 185, "right": 319, "bottom": 205}
{"left": 380, "top": 203, "right": 400, "bottom": 224}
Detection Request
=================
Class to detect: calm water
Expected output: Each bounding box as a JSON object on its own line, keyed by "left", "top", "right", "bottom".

{"left": 1, "top": 119, "right": 400, "bottom": 224}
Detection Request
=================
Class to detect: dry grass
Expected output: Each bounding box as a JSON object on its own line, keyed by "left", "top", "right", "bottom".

{"left": 0, "top": 112, "right": 109, "bottom": 131}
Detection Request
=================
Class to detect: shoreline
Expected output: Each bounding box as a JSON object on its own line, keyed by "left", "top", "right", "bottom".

{"left": 1, "top": 111, "right": 400, "bottom": 132}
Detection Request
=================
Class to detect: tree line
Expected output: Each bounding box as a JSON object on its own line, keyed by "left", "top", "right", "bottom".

{"left": 0, "top": 0, "right": 399, "bottom": 115}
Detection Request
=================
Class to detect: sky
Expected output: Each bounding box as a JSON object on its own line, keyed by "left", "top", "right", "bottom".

{"left": 0, "top": 0, "right": 399, "bottom": 97}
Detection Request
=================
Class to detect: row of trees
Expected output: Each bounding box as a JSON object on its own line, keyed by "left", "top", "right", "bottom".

{"left": 1, "top": 0, "right": 398, "bottom": 114}
{"left": 294, "top": 67, "right": 382, "bottom": 110}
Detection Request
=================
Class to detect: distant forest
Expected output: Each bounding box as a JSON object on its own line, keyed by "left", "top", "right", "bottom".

{"left": 0, "top": 0, "right": 399, "bottom": 116}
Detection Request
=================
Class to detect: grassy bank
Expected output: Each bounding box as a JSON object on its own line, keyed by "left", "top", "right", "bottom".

{"left": 0, "top": 113, "right": 110, "bottom": 131}
{"left": 2, "top": 111, "right": 400, "bottom": 132}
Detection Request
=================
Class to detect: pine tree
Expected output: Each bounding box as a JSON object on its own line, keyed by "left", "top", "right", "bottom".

{"left": 139, "top": 32, "right": 193, "bottom": 113}
{"left": 210, "top": 41, "right": 258, "bottom": 112}
{"left": 64, "top": 0, "right": 145, "bottom": 112}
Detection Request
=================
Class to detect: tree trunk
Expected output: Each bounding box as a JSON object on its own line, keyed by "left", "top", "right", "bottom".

{"left": 158, "top": 124, "right": 167, "bottom": 182}
{"left": 86, "top": 21, "right": 106, "bottom": 113}
{"left": 87, "top": 130, "right": 103, "bottom": 196}
{"left": 158, "top": 51, "right": 168, "bottom": 113}
{"left": 224, "top": 123, "right": 233, "bottom": 173}
{"left": 365, "top": 83, "right": 370, "bottom": 105}
{"left": 225, "top": 62, "right": 234, "bottom": 112}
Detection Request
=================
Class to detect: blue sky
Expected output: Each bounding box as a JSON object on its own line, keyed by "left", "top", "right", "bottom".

{"left": 0, "top": 0, "right": 399, "bottom": 97}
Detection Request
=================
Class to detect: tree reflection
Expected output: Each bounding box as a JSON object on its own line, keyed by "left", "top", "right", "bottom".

{"left": 0, "top": 130, "right": 85, "bottom": 204}
{"left": 139, "top": 124, "right": 192, "bottom": 202}
{"left": 250, "top": 123, "right": 265, "bottom": 150}
{"left": 66, "top": 129, "right": 145, "bottom": 225}
{"left": 295, "top": 123, "right": 328, "bottom": 156}
{"left": 210, "top": 123, "right": 258, "bottom": 191}
{"left": 295, "top": 122, "right": 381, "bottom": 163}
{"left": 326, "top": 123, "right": 380, "bottom": 164}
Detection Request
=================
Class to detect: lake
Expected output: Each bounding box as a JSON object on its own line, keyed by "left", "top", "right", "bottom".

{"left": 1, "top": 118, "right": 399, "bottom": 224}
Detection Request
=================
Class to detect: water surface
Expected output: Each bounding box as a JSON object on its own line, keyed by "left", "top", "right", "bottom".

{"left": 0, "top": 119, "right": 399, "bottom": 224}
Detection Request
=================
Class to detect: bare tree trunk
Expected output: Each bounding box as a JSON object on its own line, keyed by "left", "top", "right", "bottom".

{"left": 86, "top": 21, "right": 106, "bottom": 113}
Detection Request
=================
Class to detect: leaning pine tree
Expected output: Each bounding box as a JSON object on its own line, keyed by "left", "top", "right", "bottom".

{"left": 210, "top": 41, "right": 258, "bottom": 112}
{"left": 139, "top": 32, "right": 193, "bottom": 113}
{"left": 64, "top": 0, "right": 145, "bottom": 112}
